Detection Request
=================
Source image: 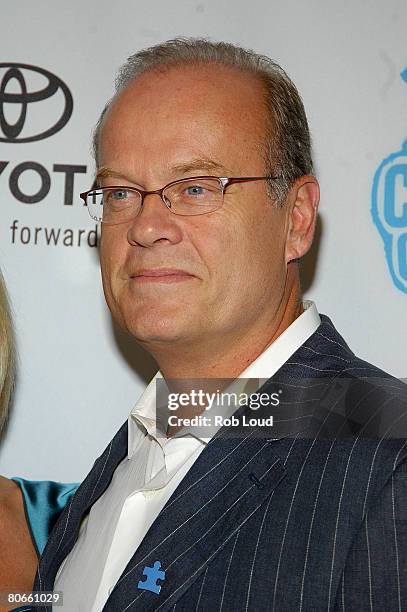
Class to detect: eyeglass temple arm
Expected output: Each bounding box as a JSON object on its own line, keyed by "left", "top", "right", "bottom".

{"left": 221, "top": 176, "right": 280, "bottom": 188}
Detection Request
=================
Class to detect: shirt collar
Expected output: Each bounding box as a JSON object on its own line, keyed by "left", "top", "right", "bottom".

{"left": 240, "top": 300, "right": 320, "bottom": 379}
{"left": 128, "top": 300, "right": 321, "bottom": 455}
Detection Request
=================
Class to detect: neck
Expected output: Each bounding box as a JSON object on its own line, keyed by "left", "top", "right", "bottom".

{"left": 145, "top": 265, "right": 303, "bottom": 382}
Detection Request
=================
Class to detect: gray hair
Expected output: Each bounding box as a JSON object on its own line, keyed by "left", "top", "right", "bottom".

{"left": 93, "top": 37, "right": 313, "bottom": 205}
{"left": 0, "top": 270, "right": 15, "bottom": 434}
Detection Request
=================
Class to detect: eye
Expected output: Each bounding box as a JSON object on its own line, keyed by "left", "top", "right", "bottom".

{"left": 186, "top": 184, "right": 206, "bottom": 196}
{"left": 179, "top": 179, "right": 219, "bottom": 200}
{"left": 107, "top": 188, "right": 130, "bottom": 201}
{"left": 103, "top": 188, "right": 139, "bottom": 209}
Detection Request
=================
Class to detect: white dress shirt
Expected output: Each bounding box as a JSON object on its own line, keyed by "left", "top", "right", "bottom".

{"left": 54, "top": 301, "right": 320, "bottom": 611}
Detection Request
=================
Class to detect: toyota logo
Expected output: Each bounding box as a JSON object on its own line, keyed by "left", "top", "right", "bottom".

{"left": 0, "top": 63, "right": 73, "bottom": 143}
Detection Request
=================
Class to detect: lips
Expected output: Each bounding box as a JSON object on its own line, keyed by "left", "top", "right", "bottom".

{"left": 133, "top": 268, "right": 192, "bottom": 277}
{"left": 129, "top": 268, "right": 195, "bottom": 283}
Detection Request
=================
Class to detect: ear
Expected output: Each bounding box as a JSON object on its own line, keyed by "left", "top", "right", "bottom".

{"left": 285, "top": 176, "right": 320, "bottom": 263}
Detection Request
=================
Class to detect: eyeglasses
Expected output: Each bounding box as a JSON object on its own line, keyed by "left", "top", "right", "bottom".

{"left": 80, "top": 175, "right": 280, "bottom": 225}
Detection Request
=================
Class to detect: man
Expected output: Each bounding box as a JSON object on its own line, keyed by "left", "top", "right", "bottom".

{"left": 34, "top": 39, "right": 407, "bottom": 611}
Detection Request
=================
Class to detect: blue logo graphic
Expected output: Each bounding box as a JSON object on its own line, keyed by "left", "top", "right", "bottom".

{"left": 371, "top": 69, "right": 407, "bottom": 294}
{"left": 137, "top": 560, "right": 166, "bottom": 594}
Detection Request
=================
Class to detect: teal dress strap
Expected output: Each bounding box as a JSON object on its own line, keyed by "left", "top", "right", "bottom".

{"left": 11, "top": 478, "right": 79, "bottom": 556}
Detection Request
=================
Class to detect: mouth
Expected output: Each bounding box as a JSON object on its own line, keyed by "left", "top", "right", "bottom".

{"left": 129, "top": 268, "right": 195, "bottom": 284}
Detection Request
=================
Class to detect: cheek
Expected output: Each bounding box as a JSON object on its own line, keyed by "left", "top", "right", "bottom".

{"left": 190, "top": 213, "right": 255, "bottom": 295}
{"left": 100, "top": 230, "right": 124, "bottom": 292}
{"left": 215, "top": 208, "right": 287, "bottom": 290}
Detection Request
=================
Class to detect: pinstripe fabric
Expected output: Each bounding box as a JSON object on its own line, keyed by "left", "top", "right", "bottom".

{"left": 32, "top": 315, "right": 407, "bottom": 611}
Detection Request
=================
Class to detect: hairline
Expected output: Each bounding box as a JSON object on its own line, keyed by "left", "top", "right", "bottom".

{"left": 93, "top": 59, "right": 274, "bottom": 169}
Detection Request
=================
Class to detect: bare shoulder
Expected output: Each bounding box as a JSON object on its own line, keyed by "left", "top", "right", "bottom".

{"left": 0, "top": 474, "right": 28, "bottom": 551}
{"left": 0, "top": 475, "right": 38, "bottom": 597}
{"left": 0, "top": 475, "right": 21, "bottom": 512}
{"left": 0, "top": 475, "right": 19, "bottom": 492}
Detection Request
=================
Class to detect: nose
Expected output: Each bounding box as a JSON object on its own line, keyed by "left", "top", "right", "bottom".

{"left": 126, "top": 192, "right": 183, "bottom": 248}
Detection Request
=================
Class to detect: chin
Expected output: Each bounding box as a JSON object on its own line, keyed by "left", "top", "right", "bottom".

{"left": 122, "top": 310, "right": 189, "bottom": 344}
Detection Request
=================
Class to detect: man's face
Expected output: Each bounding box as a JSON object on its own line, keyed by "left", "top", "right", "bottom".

{"left": 99, "top": 63, "right": 291, "bottom": 350}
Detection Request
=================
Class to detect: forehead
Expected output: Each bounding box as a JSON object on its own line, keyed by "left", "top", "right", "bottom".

{"left": 99, "top": 63, "right": 268, "bottom": 175}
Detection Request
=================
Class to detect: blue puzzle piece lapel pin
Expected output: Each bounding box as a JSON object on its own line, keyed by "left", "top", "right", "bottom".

{"left": 137, "top": 561, "right": 166, "bottom": 594}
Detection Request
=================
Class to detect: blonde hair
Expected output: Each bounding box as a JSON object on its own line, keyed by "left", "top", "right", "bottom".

{"left": 0, "top": 271, "right": 15, "bottom": 433}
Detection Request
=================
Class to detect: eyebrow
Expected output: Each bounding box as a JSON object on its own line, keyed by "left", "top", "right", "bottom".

{"left": 95, "top": 157, "right": 233, "bottom": 185}
{"left": 170, "top": 158, "right": 232, "bottom": 175}
{"left": 96, "top": 166, "right": 128, "bottom": 183}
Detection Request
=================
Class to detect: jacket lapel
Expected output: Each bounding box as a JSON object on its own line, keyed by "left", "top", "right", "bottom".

{"left": 35, "top": 422, "right": 129, "bottom": 593}
{"left": 104, "top": 422, "right": 287, "bottom": 611}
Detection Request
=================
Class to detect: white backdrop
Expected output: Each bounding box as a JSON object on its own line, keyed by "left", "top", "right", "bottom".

{"left": 1, "top": 0, "right": 406, "bottom": 481}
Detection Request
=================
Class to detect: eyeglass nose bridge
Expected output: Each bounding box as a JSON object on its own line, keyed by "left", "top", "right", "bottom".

{"left": 137, "top": 185, "right": 173, "bottom": 214}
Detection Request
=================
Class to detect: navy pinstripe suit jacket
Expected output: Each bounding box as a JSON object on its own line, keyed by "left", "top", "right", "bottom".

{"left": 33, "top": 315, "right": 407, "bottom": 611}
